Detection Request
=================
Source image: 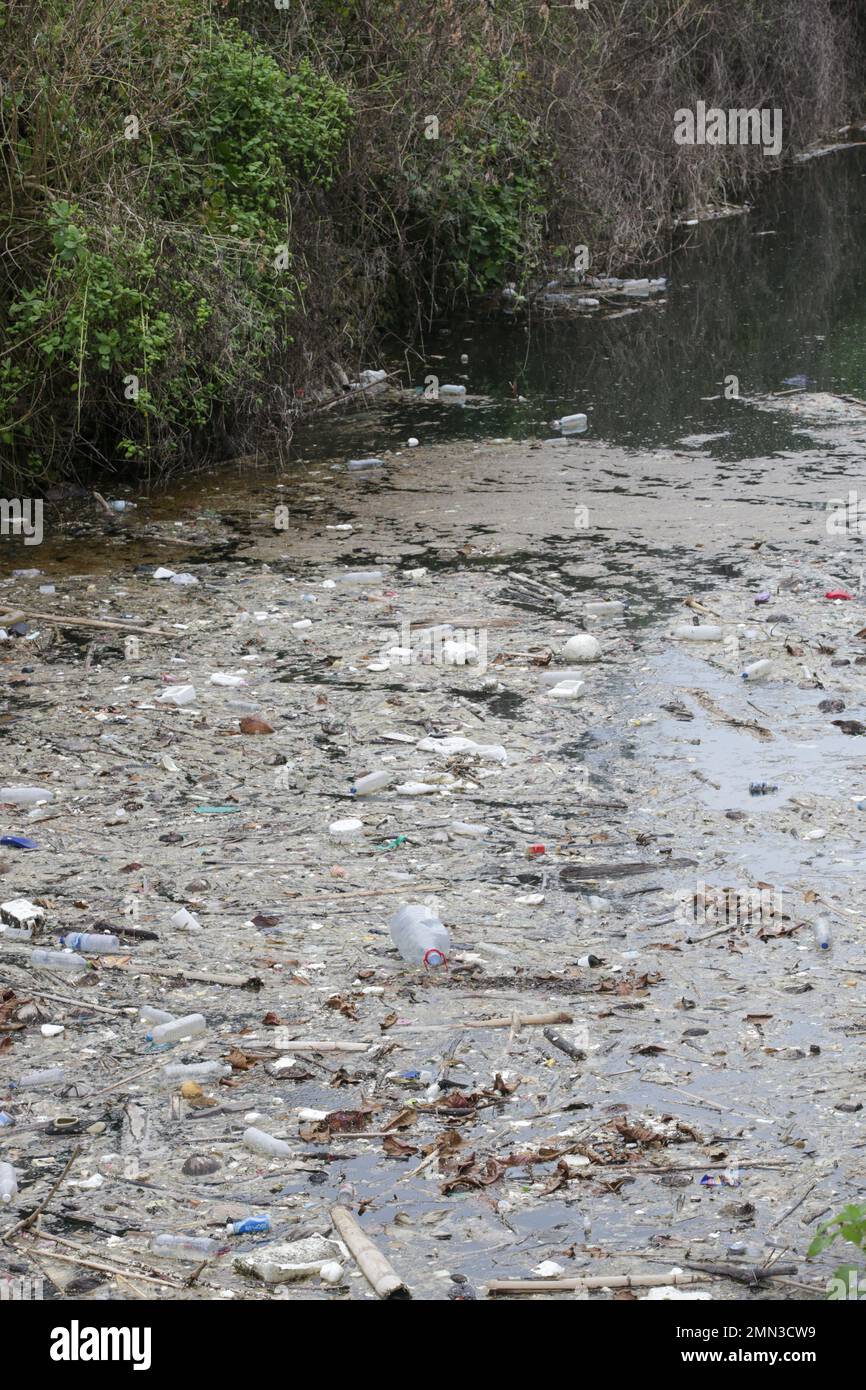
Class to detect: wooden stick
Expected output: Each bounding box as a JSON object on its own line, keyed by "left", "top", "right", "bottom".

{"left": 330, "top": 1205, "right": 411, "bottom": 1300}
{"left": 464, "top": 1011, "right": 573, "bottom": 1030}
{"left": 1, "top": 1147, "right": 81, "bottom": 1243}
{"left": 283, "top": 882, "right": 445, "bottom": 904}
{"left": 488, "top": 1272, "right": 713, "bottom": 1294}
{"left": 275, "top": 1040, "right": 375, "bottom": 1053}
{"left": 99, "top": 960, "right": 261, "bottom": 989}
{"left": 8, "top": 1238, "right": 185, "bottom": 1290}
{"left": 87, "top": 1057, "right": 168, "bottom": 1100}
{"left": 17, "top": 610, "right": 173, "bottom": 636}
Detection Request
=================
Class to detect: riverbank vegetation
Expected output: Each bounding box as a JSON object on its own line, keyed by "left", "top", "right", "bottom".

{"left": 1, "top": 0, "right": 863, "bottom": 481}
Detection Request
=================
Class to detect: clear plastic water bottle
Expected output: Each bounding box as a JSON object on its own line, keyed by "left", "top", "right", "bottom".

{"left": 61, "top": 932, "right": 119, "bottom": 954}
{"left": 17, "top": 1067, "right": 65, "bottom": 1089}
{"left": 813, "top": 918, "right": 832, "bottom": 951}
{"left": 389, "top": 904, "right": 451, "bottom": 968}
{"left": 351, "top": 771, "right": 394, "bottom": 796}
{"left": 32, "top": 948, "right": 87, "bottom": 971}
{"left": 0, "top": 1162, "right": 18, "bottom": 1203}
{"left": 150, "top": 1234, "right": 222, "bottom": 1260}
{"left": 162, "top": 1062, "right": 229, "bottom": 1083}
{"left": 148, "top": 1013, "right": 206, "bottom": 1044}
{"left": 741, "top": 659, "right": 772, "bottom": 681}
{"left": 585, "top": 600, "right": 624, "bottom": 618}
{"left": 243, "top": 1127, "right": 292, "bottom": 1157}
{"left": 140, "top": 1006, "right": 175, "bottom": 1025}
{"left": 673, "top": 625, "right": 722, "bottom": 641}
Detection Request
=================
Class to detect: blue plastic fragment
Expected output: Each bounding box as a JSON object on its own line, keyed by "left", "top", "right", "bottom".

{"left": 0, "top": 835, "right": 38, "bottom": 849}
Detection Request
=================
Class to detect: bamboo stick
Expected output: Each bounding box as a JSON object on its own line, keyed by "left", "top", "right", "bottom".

{"left": 488, "top": 1272, "right": 713, "bottom": 1294}
{"left": 330, "top": 1205, "right": 411, "bottom": 1300}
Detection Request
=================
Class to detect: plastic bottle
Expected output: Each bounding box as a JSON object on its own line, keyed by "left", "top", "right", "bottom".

{"left": 61, "top": 932, "right": 119, "bottom": 954}
{"left": 440, "top": 384, "right": 467, "bottom": 398}
{"left": 389, "top": 904, "right": 451, "bottom": 968}
{"left": 538, "top": 667, "right": 591, "bottom": 687}
{"left": 32, "top": 948, "right": 87, "bottom": 971}
{"left": 351, "top": 771, "right": 394, "bottom": 796}
{"left": 0, "top": 786, "right": 54, "bottom": 805}
{"left": 150, "top": 1234, "right": 222, "bottom": 1260}
{"left": 585, "top": 600, "right": 624, "bottom": 618}
{"left": 140, "top": 1006, "right": 175, "bottom": 1025}
{"left": 813, "top": 918, "right": 832, "bottom": 951}
{"left": 243, "top": 1127, "right": 292, "bottom": 1157}
{"left": 341, "top": 569, "right": 384, "bottom": 583}
{"left": 749, "top": 782, "right": 778, "bottom": 796}
{"left": 673, "top": 625, "right": 723, "bottom": 641}
{"left": 346, "top": 458, "right": 384, "bottom": 471}
{"left": 158, "top": 684, "right": 196, "bottom": 706}
{"left": 148, "top": 1013, "right": 206, "bottom": 1044}
{"left": 555, "top": 412, "right": 587, "bottom": 433}
{"left": 162, "top": 1062, "right": 230, "bottom": 1083}
{"left": 0, "top": 1162, "right": 17, "bottom": 1203}
{"left": 741, "top": 659, "right": 772, "bottom": 681}
{"left": 1, "top": 925, "right": 32, "bottom": 940}
{"left": 17, "top": 1067, "right": 65, "bottom": 1089}
{"left": 226, "top": 1214, "right": 271, "bottom": 1235}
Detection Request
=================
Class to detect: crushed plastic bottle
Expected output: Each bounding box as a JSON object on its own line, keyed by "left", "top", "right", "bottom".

{"left": 16, "top": 1067, "right": 65, "bottom": 1089}
{"left": 585, "top": 600, "right": 624, "bottom": 618}
{"left": 162, "top": 1062, "right": 230, "bottom": 1083}
{"left": 150, "top": 1234, "right": 222, "bottom": 1260}
{"left": 389, "top": 904, "right": 451, "bottom": 968}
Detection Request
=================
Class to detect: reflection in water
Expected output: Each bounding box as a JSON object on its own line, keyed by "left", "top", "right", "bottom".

{"left": 302, "top": 148, "right": 866, "bottom": 463}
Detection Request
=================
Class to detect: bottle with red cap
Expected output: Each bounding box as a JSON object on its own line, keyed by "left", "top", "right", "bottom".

{"left": 389, "top": 905, "right": 451, "bottom": 969}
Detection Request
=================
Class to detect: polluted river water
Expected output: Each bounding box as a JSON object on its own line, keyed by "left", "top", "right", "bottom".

{"left": 1, "top": 151, "right": 866, "bottom": 1301}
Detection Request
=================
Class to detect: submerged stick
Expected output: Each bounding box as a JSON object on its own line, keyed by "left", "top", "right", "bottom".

{"left": 465, "top": 1010, "right": 573, "bottom": 1030}
{"left": 488, "top": 1272, "right": 713, "bottom": 1294}
{"left": 543, "top": 1026, "right": 586, "bottom": 1061}
{"left": 330, "top": 1205, "right": 411, "bottom": 1300}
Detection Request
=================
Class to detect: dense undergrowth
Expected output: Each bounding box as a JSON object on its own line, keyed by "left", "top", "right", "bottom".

{"left": 1, "top": 0, "right": 863, "bottom": 482}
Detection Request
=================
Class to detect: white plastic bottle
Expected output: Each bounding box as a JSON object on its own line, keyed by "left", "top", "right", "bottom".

{"left": 741, "top": 659, "right": 772, "bottom": 681}
{"left": 351, "top": 771, "right": 394, "bottom": 796}
{"left": 0, "top": 786, "right": 54, "bottom": 805}
{"left": 140, "top": 1006, "right": 175, "bottom": 1025}
{"left": 243, "top": 1127, "right": 292, "bottom": 1157}
{"left": 389, "top": 905, "right": 451, "bottom": 968}
{"left": 148, "top": 1013, "right": 206, "bottom": 1043}
{"left": 0, "top": 1162, "right": 17, "bottom": 1203}
{"left": 32, "top": 948, "right": 87, "bottom": 971}
{"left": 813, "top": 918, "right": 832, "bottom": 951}
{"left": 61, "top": 932, "right": 119, "bottom": 954}
{"left": 673, "top": 625, "right": 722, "bottom": 641}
